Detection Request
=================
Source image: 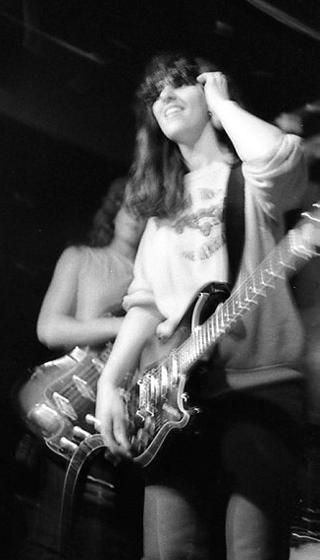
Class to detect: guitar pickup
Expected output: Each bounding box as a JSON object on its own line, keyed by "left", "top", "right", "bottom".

{"left": 52, "top": 392, "right": 78, "bottom": 421}
{"left": 72, "top": 375, "right": 95, "bottom": 401}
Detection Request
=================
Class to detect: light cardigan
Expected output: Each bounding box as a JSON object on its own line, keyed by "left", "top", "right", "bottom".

{"left": 124, "top": 134, "right": 308, "bottom": 390}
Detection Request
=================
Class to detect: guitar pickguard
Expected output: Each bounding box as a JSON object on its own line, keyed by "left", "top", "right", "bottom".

{"left": 125, "top": 283, "right": 230, "bottom": 467}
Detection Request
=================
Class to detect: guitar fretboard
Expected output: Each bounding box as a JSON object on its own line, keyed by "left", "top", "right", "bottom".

{"left": 177, "top": 226, "right": 317, "bottom": 372}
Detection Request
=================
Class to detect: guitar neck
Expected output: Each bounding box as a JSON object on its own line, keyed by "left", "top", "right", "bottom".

{"left": 178, "top": 226, "right": 317, "bottom": 372}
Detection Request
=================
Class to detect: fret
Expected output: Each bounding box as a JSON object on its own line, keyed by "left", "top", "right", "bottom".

{"left": 289, "top": 230, "right": 311, "bottom": 260}
{"left": 223, "top": 299, "right": 230, "bottom": 323}
{"left": 209, "top": 317, "right": 215, "bottom": 343}
{"left": 218, "top": 305, "right": 225, "bottom": 333}
{"left": 201, "top": 326, "right": 207, "bottom": 353}
{"left": 267, "top": 259, "right": 275, "bottom": 276}
{"left": 195, "top": 327, "right": 201, "bottom": 358}
{"left": 251, "top": 272, "right": 266, "bottom": 297}
{"left": 245, "top": 279, "right": 259, "bottom": 303}
{"left": 203, "top": 321, "right": 209, "bottom": 350}
{"left": 281, "top": 257, "right": 297, "bottom": 271}
{"left": 231, "top": 296, "right": 238, "bottom": 318}
{"left": 231, "top": 299, "right": 239, "bottom": 322}
{"left": 196, "top": 326, "right": 203, "bottom": 356}
{"left": 200, "top": 324, "right": 206, "bottom": 353}
{"left": 234, "top": 294, "right": 246, "bottom": 314}
{"left": 278, "top": 246, "right": 295, "bottom": 279}
{"left": 219, "top": 306, "right": 226, "bottom": 333}
{"left": 274, "top": 261, "right": 287, "bottom": 279}
{"left": 208, "top": 316, "right": 217, "bottom": 344}
{"left": 232, "top": 295, "right": 240, "bottom": 316}
{"left": 193, "top": 329, "right": 199, "bottom": 360}
{"left": 260, "top": 266, "right": 275, "bottom": 289}
{"left": 206, "top": 316, "right": 214, "bottom": 345}
{"left": 207, "top": 319, "right": 212, "bottom": 346}
{"left": 238, "top": 286, "right": 250, "bottom": 310}
{"left": 214, "top": 309, "right": 220, "bottom": 337}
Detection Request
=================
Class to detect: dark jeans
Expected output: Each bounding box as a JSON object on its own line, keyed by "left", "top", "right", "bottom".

{"left": 17, "top": 446, "right": 143, "bottom": 560}
{"left": 142, "top": 381, "right": 304, "bottom": 560}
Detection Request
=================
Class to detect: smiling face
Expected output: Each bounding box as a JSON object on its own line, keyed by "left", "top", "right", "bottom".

{"left": 152, "top": 83, "right": 210, "bottom": 146}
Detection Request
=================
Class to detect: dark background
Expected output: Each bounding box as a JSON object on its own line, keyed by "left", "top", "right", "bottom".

{"left": 1, "top": 1, "right": 320, "bottom": 556}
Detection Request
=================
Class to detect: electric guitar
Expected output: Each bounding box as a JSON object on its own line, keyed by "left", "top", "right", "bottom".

{"left": 18, "top": 203, "right": 320, "bottom": 466}
{"left": 18, "top": 343, "right": 113, "bottom": 459}
{"left": 123, "top": 203, "right": 320, "bottom": 466}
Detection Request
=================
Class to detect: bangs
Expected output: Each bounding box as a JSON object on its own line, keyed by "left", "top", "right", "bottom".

{"left": 138, "top": 55, "right": 201, "bottom": 105}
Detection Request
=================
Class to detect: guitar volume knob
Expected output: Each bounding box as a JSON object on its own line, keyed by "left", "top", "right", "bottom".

{"left": 59, "top": 437, "right": 78, "bottom": 454}
{"left": 73, "top": 426, "right": 91, "bottom": 440}
{"left": 85, "top": 414, "right": 101, "bottom": 431}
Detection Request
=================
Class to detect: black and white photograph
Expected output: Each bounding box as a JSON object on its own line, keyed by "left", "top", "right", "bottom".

{"left": 1, "top": 2, "right": 320, "bottom": 559}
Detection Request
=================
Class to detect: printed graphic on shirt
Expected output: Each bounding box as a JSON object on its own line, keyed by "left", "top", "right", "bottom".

{"left": 171, "top": 190, "right": 226, "bottom": 262}
{"left": 172, "top": 205, "right": 222, "bottom": 235}
{"left": 182, "top": 232, "right": 226, "bottom": 261}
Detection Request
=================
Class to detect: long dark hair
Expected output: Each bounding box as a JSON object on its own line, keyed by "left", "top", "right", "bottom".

{"left": 86, "top": 176, "right": 127, "bottom": 247}
{"left": 125, "top": 52, "right": 240, "bottom": 220}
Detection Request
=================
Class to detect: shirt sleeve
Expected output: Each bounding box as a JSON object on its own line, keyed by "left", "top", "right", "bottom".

{"left": 122, "top": 219, "right": 159, "bottom": 315}
{"left": 242, "top": 133, "right": 308, "bottom": 219}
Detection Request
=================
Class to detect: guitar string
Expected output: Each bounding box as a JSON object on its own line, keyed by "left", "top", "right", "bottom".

{"left": 176, "top": 231, "right": 310, "bottom": 371}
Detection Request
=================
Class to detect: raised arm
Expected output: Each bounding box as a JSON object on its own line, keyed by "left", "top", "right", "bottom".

{"left": 37, "top": 247, "right": 123, "bottom": 351}
{"left": 197, "top": 71, "right": 283, "bottom": 162}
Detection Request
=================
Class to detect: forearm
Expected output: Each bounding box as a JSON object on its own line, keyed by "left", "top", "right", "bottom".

{"left": 212, "top": 100, "right": 283, "bottom": 162}
{"left": 37, "top": 315, "right": 123, "bottom": 350}
{"left": 98, "top": 306, "right": 162, "bottom": 388}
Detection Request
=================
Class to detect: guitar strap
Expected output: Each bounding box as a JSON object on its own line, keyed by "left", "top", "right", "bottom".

{"left": 224, "top": 162, "right": 245, "bottom": 288}
{"left": 59, "top": 435, "right": 108, "bottom": 559}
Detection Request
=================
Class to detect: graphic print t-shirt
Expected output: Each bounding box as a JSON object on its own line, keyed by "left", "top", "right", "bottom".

{"left": 124, "top": 160, "right": 230, "bottom": 328}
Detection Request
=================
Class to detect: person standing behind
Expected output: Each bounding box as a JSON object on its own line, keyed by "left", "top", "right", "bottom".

{"left": 37, "top": 177, "right": 144, "bottom": 351}
{"left": 19, "top": 177, "right": 145, "bottom": 560}
{"left": 95, "top": 53, "right": 309, "bottom": 560}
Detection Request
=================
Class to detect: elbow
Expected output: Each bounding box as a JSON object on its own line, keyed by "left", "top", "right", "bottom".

{"left": 36, "top": 320, "right": 61, "bottom": 350}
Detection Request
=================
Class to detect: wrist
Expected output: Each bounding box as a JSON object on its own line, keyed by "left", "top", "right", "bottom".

{"left": 110, "top": 315, "right": 123, "bottom": 337}
{"left": 97, "top": 374, "right": 119, "bottom": 391}
{"left": 209, "top": 98, "right": 237, "bottom": 115}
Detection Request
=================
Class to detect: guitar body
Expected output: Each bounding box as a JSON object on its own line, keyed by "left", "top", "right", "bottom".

{"left": 18, "top": 343, "right": 113, "bottom": 459}
{"left": 126, "top": 283, "right": 230, "bottom": 467}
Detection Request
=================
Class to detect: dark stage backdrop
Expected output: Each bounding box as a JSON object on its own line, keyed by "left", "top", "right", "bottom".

{"left": 0, "top": 1, "right": 319, "bottom": 557}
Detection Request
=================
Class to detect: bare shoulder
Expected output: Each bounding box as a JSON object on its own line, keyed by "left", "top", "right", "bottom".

{"left": 54, "top": 245, "right": 86, "bottom": 274}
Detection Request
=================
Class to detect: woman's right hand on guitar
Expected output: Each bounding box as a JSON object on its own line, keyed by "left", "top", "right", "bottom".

{"left": 95, "top": 306, "right": 163, "bottom": 459}
{"left": 95, "top": 377, "right": 132, "bottom": 459}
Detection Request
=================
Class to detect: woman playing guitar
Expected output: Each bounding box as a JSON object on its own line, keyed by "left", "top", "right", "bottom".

{"left": 95, "top": 53, "right": 309, "bottom": 560}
